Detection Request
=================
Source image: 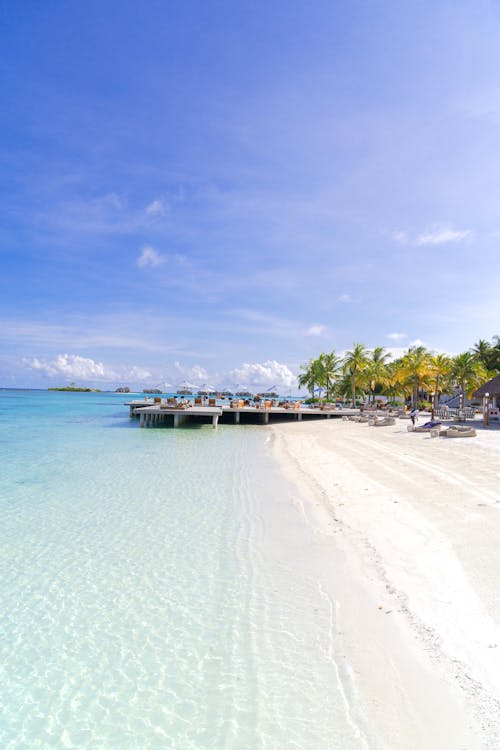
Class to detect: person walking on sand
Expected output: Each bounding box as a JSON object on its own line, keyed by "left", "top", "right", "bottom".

{"left": 410, "top": 407, "right": 420, "bottom": 425}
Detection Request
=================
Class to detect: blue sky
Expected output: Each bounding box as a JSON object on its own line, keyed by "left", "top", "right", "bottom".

{"left": 2, "top": 1, "right": 500, "bottom": 389}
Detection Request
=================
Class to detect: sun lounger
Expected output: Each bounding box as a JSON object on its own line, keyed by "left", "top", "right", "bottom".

{"left": 441, "top": 426, "right": 477, "bottom": 438}
{"left": 413, "top": 421, "right": 442, "bottom": 433}
{"left": 373, "top": 417, "right": 396, "bottom": 426}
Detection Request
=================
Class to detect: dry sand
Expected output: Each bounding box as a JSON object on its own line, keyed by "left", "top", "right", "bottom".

{"left": 271, "top": 416, "right": 500, "bottom": 749}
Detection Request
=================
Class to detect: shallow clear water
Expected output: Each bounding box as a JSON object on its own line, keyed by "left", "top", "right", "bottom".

{"left": 0, "top": 391, "right": 371, "bottom": 749}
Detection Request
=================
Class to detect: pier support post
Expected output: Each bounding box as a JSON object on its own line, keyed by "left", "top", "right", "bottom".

{"left": 297, "top": 412, "right": 302, "bottom": 421}
{"left": 173, "top": 413, "right": 188, "bottom": 428}
{"left": 212, "top": 415, "right": 219, "bottom": 429}
{"left": 262, "top": 411, "right": 269, "bottom": 425}
{"left": 234, "top": 411, "right": 240, "bottom": 424}
{"left": 139, "top": 412, "right": 145, "bottom": 428}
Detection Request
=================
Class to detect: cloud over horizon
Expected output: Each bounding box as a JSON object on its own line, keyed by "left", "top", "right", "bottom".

{"left": 25, "top": 354, "right": 153, "bottom": 384}
{"left": 228, "top": 360, "right": 296, "bottom": 389}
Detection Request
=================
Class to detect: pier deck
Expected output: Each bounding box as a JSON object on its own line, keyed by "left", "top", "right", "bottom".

{"left": 126, "top": 400, "right": 359, "bottom": 428}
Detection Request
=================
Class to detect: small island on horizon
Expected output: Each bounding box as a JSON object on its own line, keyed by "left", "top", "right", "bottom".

{"left": 48, "top": 386, "right": 102, "bottom": 392}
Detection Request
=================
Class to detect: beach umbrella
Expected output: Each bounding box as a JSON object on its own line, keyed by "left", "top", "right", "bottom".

{"left": 176, "top": 380, "right": 199, "bottom": 393}
{"left": 263, "top": 385, "right": 279, "bottom": 394}
{"left": 198, "top": 383, "right": 217, "bottom": 394}
{"left": 234, "top": 384, "right": 253, "bottom": 396}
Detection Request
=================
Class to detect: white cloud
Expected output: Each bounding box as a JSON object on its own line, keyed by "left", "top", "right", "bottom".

{"left": 104, "top": 193, "right": 123, "bottom": 210}
{"left": 125, "top": 365, "right": 152, "bottom": 380}
{"left": 305, "top": 324, "right": 327, "bottom": 336}
{"left": 26, "top": 354, "right": 116, "bottom": 381}
{"left": 145, "top": 199, "right": 168, "bottom": 217}
{"left": 25, "top": 355, "right": 155, "bottom": 384}
{"left": 228, "top": 360, "right": 296, "bottom": 388}
{"left": 409, "top": 338, "right": 426, "bottom": 347}
{"left": 173, "top": 361, "right": 209, "bottom": 383}
{"left": 391, "top": 230, "right": 409, "bottom": 244}
{"left": 338, "top": 293, "right": 353, "bottom": 303}
{"left": 384, "top": 347, "right": 409, "bottom": 361}
{"left": 391, "top": 226, "right": 472, "bottom": 247}
{"left": 415, "top": 226, "right": 471, "bottom": 246}
{"left": 386, "top": 332, "right": 407, "bottom": 341}
{"left": 137, "top": 245, "right": 165, "bottom": 268}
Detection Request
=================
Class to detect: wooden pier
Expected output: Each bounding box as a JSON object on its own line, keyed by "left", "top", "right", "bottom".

{"left": 126, "top": 400, "right": 359, "bottom": 428}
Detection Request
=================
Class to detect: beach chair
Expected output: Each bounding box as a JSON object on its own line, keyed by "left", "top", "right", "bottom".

{"left": 194, "top": 397, "right": 202, "bottom": 405}
{"left": 412, "top": 420, "right": 442, "bottom": 433}
{"left": 208, "top": 398, "right": 216, "bottom": 406}
{"left": 441, "top": 426, "right": 477, "bottom": 438}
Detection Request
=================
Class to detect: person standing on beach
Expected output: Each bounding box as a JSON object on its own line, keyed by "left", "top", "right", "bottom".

{"left": 410, "top": 407, "right": 420, "bottom": 425}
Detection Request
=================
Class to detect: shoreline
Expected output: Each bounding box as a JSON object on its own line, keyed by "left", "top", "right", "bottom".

{"left": 271, "top": 417, "right": 500, "bottom": 749}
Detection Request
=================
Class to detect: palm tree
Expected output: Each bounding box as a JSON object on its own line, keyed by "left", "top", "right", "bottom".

{"left": 486, "top": 336, "right": 500, "bottom": 372}
{"left": 472, "top": 339, "right": 491, "bottom": 361}
{"left": 451, "top": 352, "right": 488, "bottom": 408}
{"left": 395, "top": 346, "right": 433, "bottom": 407}
{"left": 386, "top": 361, "right": 412, "bottom": 404}
{"left": 317, "top": 351, "right": 342, "bottom": 399}
{"left": 343, "top": 343, "right": 370, "bottom": 406}
{"left": 363, "top": 347, "right": 390, "bottom": 404}
{"left": 429, "top": 353, "right": 452, "bottom": 411}
{"left": 297, "top": 358, "right": 322, "bottom": 398}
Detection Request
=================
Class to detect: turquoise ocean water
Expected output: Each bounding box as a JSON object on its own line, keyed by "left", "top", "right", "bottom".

{"left": 0, "top": 390, "right": 372, "bottom": 749}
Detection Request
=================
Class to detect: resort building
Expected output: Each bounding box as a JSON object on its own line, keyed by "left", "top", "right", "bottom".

{"left": 473, "top": 375, "right": 500, "bottom": 408}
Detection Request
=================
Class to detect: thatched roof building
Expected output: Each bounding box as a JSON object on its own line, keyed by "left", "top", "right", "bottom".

{"left": 474, "top": 375, "right": 500, "bottom": 399}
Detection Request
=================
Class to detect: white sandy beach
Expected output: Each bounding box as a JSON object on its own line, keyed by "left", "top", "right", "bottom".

{"left": 272, "top": 417, "right": 500, "bottom": 749}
